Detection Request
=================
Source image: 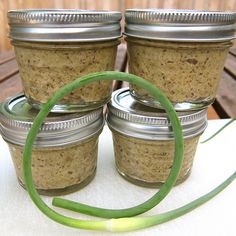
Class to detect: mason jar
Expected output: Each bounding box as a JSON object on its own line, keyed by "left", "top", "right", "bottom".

{"left": 107, "top": 88, "right": 208, "bottom": 187}
{"left": 8, "top": 9, "right": 121, "bottom": 112}
{"left": 125, "top": 9, "right": 236, "bottom": 111}
{"left": 0, "top": 94, "right": 104, "bottom": 195}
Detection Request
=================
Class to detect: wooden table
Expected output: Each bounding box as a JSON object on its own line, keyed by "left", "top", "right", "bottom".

{"left": 0, "top": 44, "right": 235, "bottom": 119}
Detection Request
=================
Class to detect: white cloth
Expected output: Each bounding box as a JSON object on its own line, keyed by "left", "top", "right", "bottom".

{"left": 0, "top": 120, "right": 235, "bottom": 236}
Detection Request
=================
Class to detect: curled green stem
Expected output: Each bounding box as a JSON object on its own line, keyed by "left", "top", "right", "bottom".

{"left": 23, "top": 72, "right": 183, "bottom": 229}
{"left": 109, "top": 171, "right": 236, "bottom": 232}
{"left": 23, "top": 71, "right": 235, "bottom": 232}
{"left": 201, "top": 119, "right": 235, "bottom": 143}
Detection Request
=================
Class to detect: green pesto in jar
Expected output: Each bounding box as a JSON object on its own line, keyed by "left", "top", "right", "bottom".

{"left": 12, "top": 40, "right": 119, "bottom": 111}
{"left": 107, "top": 88, "right": 208, "bottom": 187}
{"left": 9, "top": 136, "right": 99, "bottom": 196}
{"left": 125, "top": 9, "right": 236, "bottom": 111}
{"left": 127, "top": 37, "right": 230, "bottom": 109}
{"left": 112, "top": 130, "right": 199, "bottom": 186}
{"left": 0, "top": 94, "right": 104, "bottom": 195}
{"left": 8, "top": 9, "right": 122, "bottom": 112}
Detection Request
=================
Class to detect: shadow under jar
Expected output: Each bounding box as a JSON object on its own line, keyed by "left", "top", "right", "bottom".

{"left": 8, "top": 9, "right": 121, "bottom": 112}
{"left": 0, "top": 94, "right": 104, "bottom": 196}
{"left": 125, "top": 9, "right": 236, "bottom": 111}
{"left": 107, "top": 88, "right": 208, "bottom": 187}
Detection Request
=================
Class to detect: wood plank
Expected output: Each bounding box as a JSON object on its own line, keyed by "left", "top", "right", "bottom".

{"left": 223, "top": 0, "right": 236, "bottom": 11}
{"left": 113, "top": 43, "right": 128, "bottom": 91}
{"left": 0, "top": 51, "right": 15, "bottom": 65}
{"left": 99, "top": 0, "right": 120, "bottom": 10}
{"left": 114, "top": 43, "right": 127, "bottom": 72}
{"left": 63, "top": 0, "right": 81, "bottom": 9}
{"left": 178, "top": 0, "right": 195, "bottom": 9}
{"left": 84, "top": 0, "right": 97, "bottom": 9}
{"left": 208, "top": 0, "right": 222, "bottom": 10}
{"left": 224, "top": 53, "right": 236, "bottom": 79}
{"left": 148, "top": 0, "right": 165, "bottom": 8}
{"left": 0, "top": 73, "right": 23, "bottom": 101}
{"left": 0, "top": 59, "right": 18, "bottom": 82}
{"left": 0, "top": 0, "right": 12, "bottom": 52}
{"left": 214, "top": 71, "right": 236, "bottom": 118}
{"left": 193, "top": 0, "right": 209, "bottom": 10}
{"left": 207, "top": 105, "right": 219, "bottom": 120}
{"left": 213, "top": 99, "right": 230, "bottom": 119}
{"left": 52, "top": 0, "right": 64, "bottom": 8}
{"left": 229, "top": 48, "right": 236, "bottom": 57}
{"left": 125, "top": 0, "right": 148, "bottom": 9}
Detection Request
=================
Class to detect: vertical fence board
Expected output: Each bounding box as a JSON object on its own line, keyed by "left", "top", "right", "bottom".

{"left": 178, "top": 0, "right": 195, "bottom": 9}
{"left": 8, "top": 0, "right": 22, "bottom": 10}
{"left": 84, "top": 0, "right": 98, "bottom": 9}
{"left": 224, "top": 0, "right": 236, "bottom": 11}
{"left": 193, "top": 0, "right": 210, "bottom": 10}
{"left": 0, "top": 0, "right": 11, "bottom": 51}
{"left": 53, "top": 0, "right": 64, "bottom": 9}
{"left": 208, "top": 0, "right": 221, "bottom": 10}
{"left": 124, "top": 0, "right": 149, "bottom": 9}
{"left": 98, "top": 0, "right": 120, "bottom": 10}
{"left": 63, "top": 0, "right": 81, "bottom": 9}
{"left": 147, "top": 0, "right": 165, "bottom": 8}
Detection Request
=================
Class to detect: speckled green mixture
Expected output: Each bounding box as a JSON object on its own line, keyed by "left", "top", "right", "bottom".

{"left": 112, "top": 131, "right": 200, "bottom": 186}
{"left": 8, "top": 135, "right": 99, "bottom": 195}
{"left": 12, "top": 40, "right": 119, "bottom": 107}
{"left": 127, "top": 38, "right": 231, "bottom": 104}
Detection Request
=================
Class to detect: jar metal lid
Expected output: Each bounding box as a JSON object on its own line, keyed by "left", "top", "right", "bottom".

{"left": 125, "top": 9, "right": 236, "bottom": 42}
{"left": 0, "top": 94, "right": 104, "bottom": 147}
{"left": 107, "top": 88, "right": 207, "bottom": 140}
{"left": 8, "top": 9, "right": 122, "bottom": 42}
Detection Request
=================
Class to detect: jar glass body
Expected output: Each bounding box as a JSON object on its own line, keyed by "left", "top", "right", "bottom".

{"left": 12, "top": 39, "right": 119, "bottom": 112}
{"left": 7, "top": 134, "right": 100, "bottom": 196}
{"left": 112, "top": 130, "right": 200, "bottom": 187}
{"left": 127, "top": 37, "right": 231, "bottom": 110}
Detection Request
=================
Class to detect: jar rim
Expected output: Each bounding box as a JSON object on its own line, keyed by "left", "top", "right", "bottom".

{"left": 125, "top": 9, "right": 236, "bottom": 42}
{"left": 8, "top": 9, "right": 122, "bottom": 42}
{"left": 0, "top": 94, "right": 104, "bottom": 147}
{"left": 107, "top": 88, "right": 208, "bottom": 140}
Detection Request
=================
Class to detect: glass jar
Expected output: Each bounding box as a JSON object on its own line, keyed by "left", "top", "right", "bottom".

{"left": 107, "top": 88, "right": 208, "bottom": 187}
{"left": 0, "top": 94, "right": 104, "bottom": 195}
{"left": 125, "top": 9, "right": 236, "bottom": 111}
{"left": 8, "top": 10, "right": 121, "bottom": 112}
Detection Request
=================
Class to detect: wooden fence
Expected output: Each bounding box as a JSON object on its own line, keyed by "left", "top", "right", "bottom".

{"left": 1, "top": 0, "right": 236, "bottom": 52}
